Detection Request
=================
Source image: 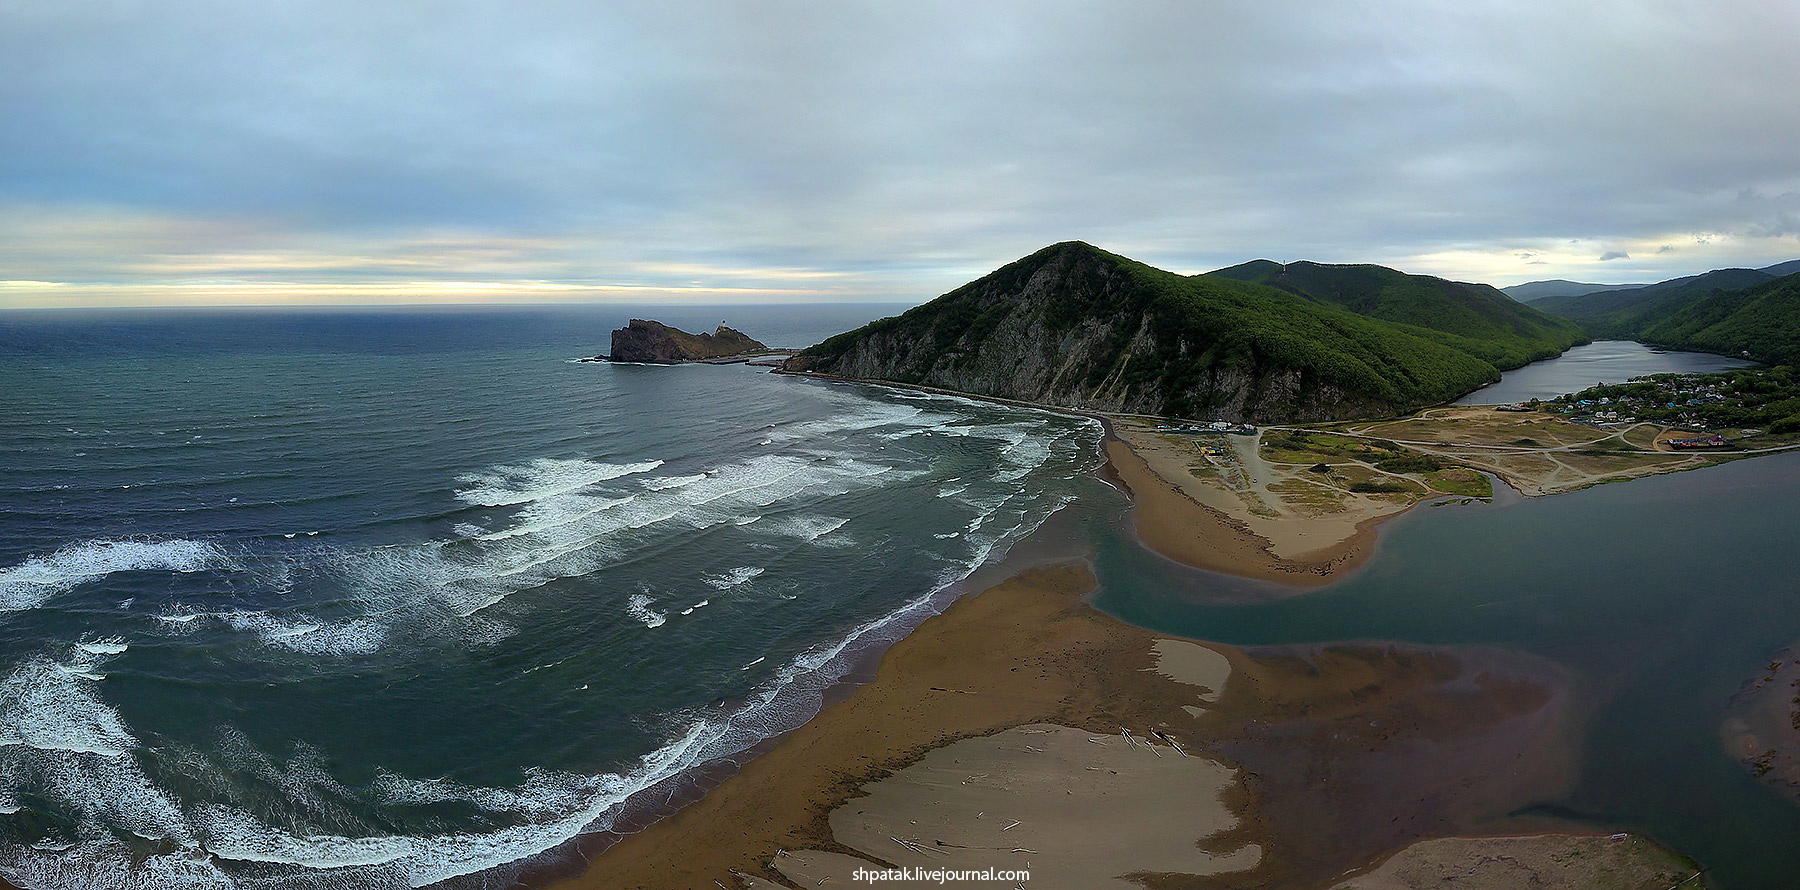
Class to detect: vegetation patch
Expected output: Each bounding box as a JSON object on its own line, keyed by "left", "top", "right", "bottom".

{"left": 1350, "top": 481, "right": 1409, "bottom": 494}
{"left": 1550, "top": 365, "right": 1800, "bottom": 433}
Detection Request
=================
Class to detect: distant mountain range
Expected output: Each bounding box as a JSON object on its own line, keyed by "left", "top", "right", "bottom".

{"left": 1520, "top": 261, "right": 1800, "bottom": 365}
{"left": 1505, "top": 259, "right": 1800, "bottom": 304}
{"left": 784, "top": 242, "right": 1584, "bottom": 423}
{"left": 1503, "top": 280, "right": 1649, "bottom": 303}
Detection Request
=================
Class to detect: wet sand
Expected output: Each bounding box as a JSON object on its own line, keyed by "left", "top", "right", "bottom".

{"left": 1329, "top": 834, "right": 1698, "bottom": 889}
{"left": 558, "top": 550, "right": 1605, "bottom": 889}
{"left": 1724, "top": 638, "right": 1800, "bottom": 801}
{"left": 776, "top": 724, "right": 1257, "bottom": 889}
{"left": 548, "top": 561, "right": 1194, "bottom": 888}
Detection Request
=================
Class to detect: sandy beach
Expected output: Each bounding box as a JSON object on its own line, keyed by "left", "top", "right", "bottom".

{"left": 556, "top": 566, "right": 1643, "bottom": 887}
{"left": 552, "top": 431, "right": 1693, "bottom": 890}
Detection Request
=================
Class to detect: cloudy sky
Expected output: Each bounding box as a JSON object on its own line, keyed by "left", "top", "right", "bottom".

{"left": 4, "top": 0, "right": 1799, "bottom": 307}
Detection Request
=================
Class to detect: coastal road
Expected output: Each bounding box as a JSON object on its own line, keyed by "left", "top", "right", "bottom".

{"left": 1227, "top": 430, "right": 1281, "bottom": 511}
{"left": 1267, "top": 424, "right": 1800, "bottom": 457}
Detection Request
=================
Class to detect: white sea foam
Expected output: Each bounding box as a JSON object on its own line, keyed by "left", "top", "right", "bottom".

{"left": 759, "top": 515, "right": 850, "bottom": 544}
{"left": 217, "top": 612, "right": 386, "bottom": 657}
{"left": 173, "top": 722, "right": 729, "bottom": 886}
{"left": 625, "top": 593, "right": 666, "bottom": 629}
{"left": 475, "top": 496, "right": 634, "bottom": 541}
{"left": 0, "top": 658, "right": 135, "bottom": 758}
{"left": 370, "top": 768, "right": 588, "bottom": 819}
{"left": 155, "top": 612, "right": 201, "bottom": 632}
{"left": 702, "top": 567, "right": 764, "bottom": 590}
{"left": 454, "top": 458, "right": 663, "bottom": 507}
{"left": 75, "top": 639, "right": 128, "bottom": 657}
{"left": 0, "top": 647, "right": 196, "bottom": 868}
{"left": 0, "top": 539, "right": 226, "bottom": 613}
{"left": 0, "top": 841, "right": 236, "bottom": 890}
{"left": 641, "top": 473, "right": 705, "bottom": 491}
{"left": 679, "top": 599, "right": 709, "bottom": 616}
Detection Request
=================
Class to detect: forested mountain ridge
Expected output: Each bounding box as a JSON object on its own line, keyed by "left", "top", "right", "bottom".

{"left": 783, "top": 243, "right": 1544, "bottom": 423}
{"left": 1208, "top": 259, "right": 1587, "bottom": 369}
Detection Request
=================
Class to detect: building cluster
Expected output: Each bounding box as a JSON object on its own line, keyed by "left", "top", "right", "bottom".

{"left": 1551, "top": 374, "right": 1737, "bottom": 429}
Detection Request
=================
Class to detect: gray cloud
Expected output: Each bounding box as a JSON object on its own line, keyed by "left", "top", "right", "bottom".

{"left": 3, "top": 0, "right": 1800, "bottom": 303}
{"left": 1600, "top": 251, "right": 1631, "bottom": 261}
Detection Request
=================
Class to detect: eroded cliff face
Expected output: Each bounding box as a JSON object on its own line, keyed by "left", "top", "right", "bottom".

{"left": 782, "top": 245, "right": 1405, "bottom": 423}
{"left": 609, "top": 320, "right": 767, "bottom": 363}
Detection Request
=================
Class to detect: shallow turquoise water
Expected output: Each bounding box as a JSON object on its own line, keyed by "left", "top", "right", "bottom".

{"left": 1092, "top": 451, "right": 1800, "bottom": 889}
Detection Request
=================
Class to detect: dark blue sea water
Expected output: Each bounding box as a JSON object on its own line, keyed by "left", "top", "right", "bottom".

{"left": 0, "top": 305, "right": 1107, "bottom": 888}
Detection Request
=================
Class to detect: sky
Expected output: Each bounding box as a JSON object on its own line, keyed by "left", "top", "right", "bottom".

{"left": 4, "top": 0, "right": 1800, "bottom": 308}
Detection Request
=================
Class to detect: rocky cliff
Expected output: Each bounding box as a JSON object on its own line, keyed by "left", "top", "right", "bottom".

{"left": 608, "top": 320, "right": 767, "bottom": 363}
{"left": 782, "top": 242, "right": 1503, "bottom": 423}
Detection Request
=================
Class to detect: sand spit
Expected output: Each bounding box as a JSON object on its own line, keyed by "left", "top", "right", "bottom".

{"left": 1105, "top": 437, "right": 1379, "bottom": 587}
{"left": 1329, "top": 834, "right": 1699, "bottom": 890}
{"left": 1724, "top": 638, "right": 1800, "bottom": 802}
{"left": 1152, "top": 638, "right": 1232, "bottom": 705}
{"left": 775, "top": 724, "right": 1256, "bottom": 889}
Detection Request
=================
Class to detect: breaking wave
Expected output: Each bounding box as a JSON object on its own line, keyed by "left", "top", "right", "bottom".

{"left": 0, "top": 540, "right": 227, "bottom": 613}
{"left": 0, "top": 379, "right": 1106, "bottom": 889}
{"left": 625, "top": 593, "right": 666, "bottom": 628}
{"left": 703, "top": 567, "right": 764, "bottom": 590}
{"left": 454, "top": 459, "right": 664, "bottom": 508}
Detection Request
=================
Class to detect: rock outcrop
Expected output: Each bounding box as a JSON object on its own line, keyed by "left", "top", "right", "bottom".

{"left": 608, "top": 320, "right": 768, "bottom": 363}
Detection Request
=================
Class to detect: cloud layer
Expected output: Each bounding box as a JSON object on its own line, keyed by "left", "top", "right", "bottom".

{"left": 4, "top": 1, "right": 1799, "bottom": 305}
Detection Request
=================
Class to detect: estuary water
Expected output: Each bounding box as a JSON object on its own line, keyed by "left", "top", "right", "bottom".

{"left": 1093, "top": 448, "right": 1800, "bottom": 890}
{"left": 1455, "top": 340, "right": 1757, "bottom": 405}
{"left": 0, "top": 305, "right": 1107, "bottom": 888}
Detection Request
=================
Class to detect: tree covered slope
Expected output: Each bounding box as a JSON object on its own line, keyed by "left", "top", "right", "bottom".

{"left": 1208, "top": 259, "right": 1588, "bottom": 369}
{"left": 1639, "top": 272, "right": 1800, "bottom": 367}
{"left": 1532, "top": 268, "right": 1779, "bottom": 339}
{"left": 784, "top": 242, "right": 1528, "bottom": 423}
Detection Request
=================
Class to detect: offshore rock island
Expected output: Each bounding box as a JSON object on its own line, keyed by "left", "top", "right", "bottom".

{"left": 603, "top": 318, "right": 771, "bottom": 363}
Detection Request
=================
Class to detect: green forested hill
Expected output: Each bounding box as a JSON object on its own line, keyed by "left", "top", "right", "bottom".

{"left": 1532, "top": 268, "right": 1778, "bottom": 339}
{"left": 1639, "top": 272, "right": 1800, "bottom": 366}
{"left": 786, "top": 243, "right": 1538, "bottom": 423}
{"left": 1208, "top": 260, "right": 1587, "bottom": 369}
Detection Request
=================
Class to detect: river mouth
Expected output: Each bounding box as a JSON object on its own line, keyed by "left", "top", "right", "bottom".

{"left": 1089, "top": 447, "right": 1800, "bottom": 889}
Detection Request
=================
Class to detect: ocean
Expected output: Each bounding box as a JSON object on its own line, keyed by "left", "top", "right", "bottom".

{"left": 0, "top": 305, "right": 1108, "bottom": 888}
